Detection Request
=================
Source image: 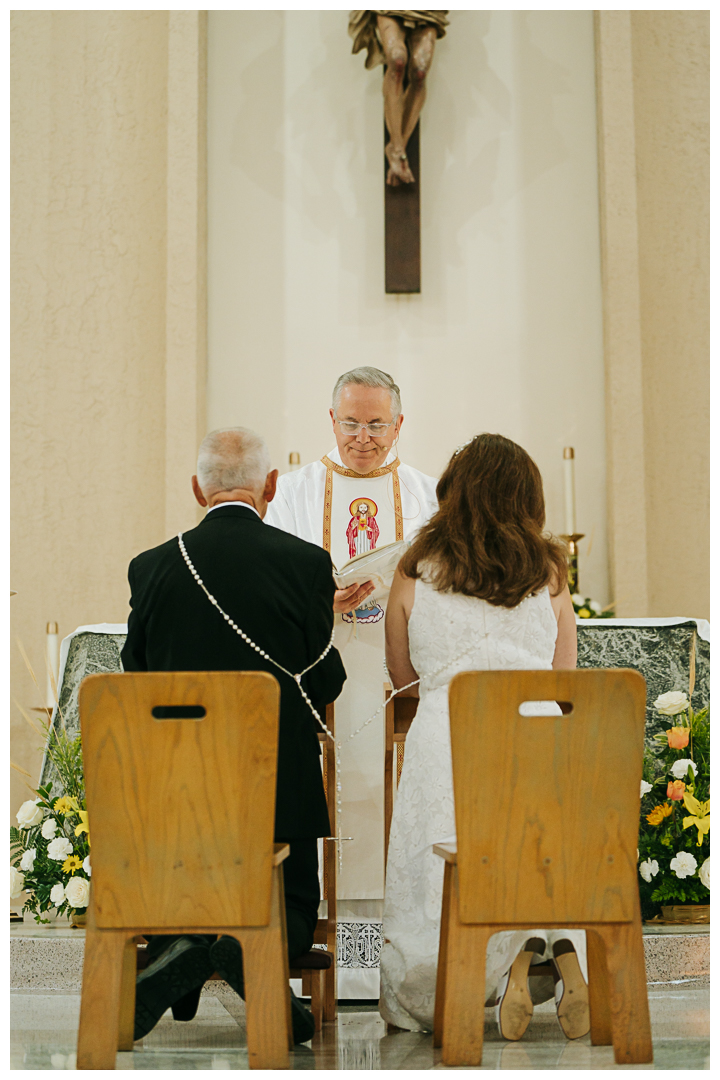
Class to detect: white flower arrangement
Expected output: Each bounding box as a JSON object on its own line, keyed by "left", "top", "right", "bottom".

{"left": 64, "top": 876, "right": 90, "bottom": 909}
{"left": 669, "top": 851, "right": 698, "bottom": 880}
{"left": 19, "top": 848, "right": 36, "bottom": 872}
{"left": 47, "top": 837, "right": 73, "bottom": 862}
{"left": 10, "top": 722, "right": 91, "bottom": 923}
{"left": 639, "top": 859, "right": 659, "bottom": 883}
{"left": 653, "top": 691, "right": 690, "bottom": 717}
{"left": 41, "top": 818, "right": 57, "bottom": 840}
{"left": 16, "top": 800, "right": 43, "bottom": 829}
{"left": 10, "top": 866, "right": 25, "bottom": 898}
{"left": 638, "top": 684, "right": 709, "bottom": 916}
{"left": 49, "top": 883, "right": 66, "bottom": 906}
{"left": 669, "top": 758, "right": 697, "bottom": 779}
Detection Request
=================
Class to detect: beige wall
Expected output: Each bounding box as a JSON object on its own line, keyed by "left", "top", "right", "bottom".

{"left": 207, "top": 9, "right": 610, "bottom": 599}
{"left": 10, "top": 11, "right": 207, "bottom": 815}
{"left": 595, "top": 11, "right": 709, "bottom": 618}
{"left": 11, "top": 9, "right": 709, "bottom": 818}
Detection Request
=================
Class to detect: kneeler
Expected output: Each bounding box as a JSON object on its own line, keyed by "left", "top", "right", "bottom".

{"left": 76, "top": 671, "right": 292, "bottom": 1070}
{"left": 433, "top": 669, "right": 653, "bottom": 1067}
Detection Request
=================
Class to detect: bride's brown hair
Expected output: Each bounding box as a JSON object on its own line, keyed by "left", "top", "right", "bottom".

{"left": 400, "top": 433, "right": 567, "bottom": 608}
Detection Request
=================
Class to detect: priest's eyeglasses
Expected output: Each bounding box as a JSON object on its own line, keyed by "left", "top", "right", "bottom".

{"left": 335, "top": 420, "right": 394, "bottom": 436}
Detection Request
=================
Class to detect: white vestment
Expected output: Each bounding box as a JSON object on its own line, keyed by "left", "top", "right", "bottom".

{"left": 265, "top": 446, "right": 438, "bottom": 900}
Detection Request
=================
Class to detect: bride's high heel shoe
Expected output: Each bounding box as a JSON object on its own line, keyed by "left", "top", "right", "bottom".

{"left": 495, "top": 937, "right": 545, "bottom": 1041}
{"left": 552, "top": 940, "right": 590, "bottom": 1039}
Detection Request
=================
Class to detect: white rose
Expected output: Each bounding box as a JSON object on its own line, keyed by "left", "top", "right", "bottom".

{"left": 571, "top": 594, "right": 585, "bottom": 606}
{"left": 698, "top": 858, "right": 710, "bottom": 890}
{"left": 640, "top": 780, "right": 653, "bottom": 797}
{"left": 10, "top": 866, "right": 25, "bottom": 898}
{"left": 47, "top": 837, "right": 73, "bottom": 862}
{"left": 41, "top": 818, "right": 57, "bottom": 840}
{"left": 670, "top": 851, "right": 698, "bottom": 880}
{"left": 82, "top": 856, "right": 91, "bottom": 877}
{"left": 670, "top": 758, "right": 697, "bottom": 780}
{"left": 639, "top": 859, "right": 659, "bottom": 882}
{"left": 49, "top": 882, "right": 65, "bottom": 906}
{"left": 590, "top": 600, "right": 602, "bottom": 614}
{"left": 16, "top": 800, "right": 43, "bottom": 829}
{"left": 654, "top": 691, "right": 690, "bottom": 716}
{"left": 64, "top": 876, "right": 90, "bottom": 910}
{"left": 19, "top": 848, "right": 36, "bottom": 872}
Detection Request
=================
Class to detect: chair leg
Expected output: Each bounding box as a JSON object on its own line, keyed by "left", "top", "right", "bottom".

{"left": 77, "top": 923, "right": 128, "bottom": 1069}
{"left": 322, "top": 960, "right": 336, "bottom": 1024}
{"left": 310, "top": 968, "right": 324, "bottom": 1030}
{"left": 237, "top": 865, "right": 291, "bottom": 1068}
{"left": 586, "top": 928, "right": 612, "bottom": 1046}
{"left": 433, "top": 861, "right": 453, "bottom": 1048}
{"left": 117, "top": 936, "right": 139, "bottom": 1051}
{"left": 594, "top": 921, "right": 653, "bottom": 1064}
{"left": 439, "top": 865, "right": 492, "bottom": 1067}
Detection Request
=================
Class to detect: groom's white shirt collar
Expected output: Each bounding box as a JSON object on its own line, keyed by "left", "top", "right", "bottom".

{"left": 207, "top": 501, "right": 261, "bottom": 519}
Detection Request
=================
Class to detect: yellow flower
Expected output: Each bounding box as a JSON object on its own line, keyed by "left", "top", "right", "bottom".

{"left": 74, "top": 810, "right": 90, "bottom": 840}
{"left": 578, "top": 607, "right": 591, "bottom": 618}
{"left": 62, "top": 855, "right": 82, "bottom": 874}
{"left": 646, "top": 802, "right": 673, "bottom": 826}
{"left": 54, "top": 796, "right": 77, "bottom": 815}
{"left": 682, "top": 792, "right": 710, "bottom": 847}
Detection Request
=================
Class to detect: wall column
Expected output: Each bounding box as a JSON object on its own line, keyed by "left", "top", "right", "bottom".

{"left": 594, "top": 11, "right": 649, "bottom": 617}
{"left": 165, "top": 11, "right": 208, "bottom": 537}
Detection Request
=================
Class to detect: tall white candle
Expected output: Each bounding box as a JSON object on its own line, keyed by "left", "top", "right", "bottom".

{"left": 288, "top": 452, "right": 301, "bottom": 473}
{"left": 563, "top": 447, "right": 576, "bottom": 535}
{"left": 45, "top": 622, "right": 59, "bottom": 709}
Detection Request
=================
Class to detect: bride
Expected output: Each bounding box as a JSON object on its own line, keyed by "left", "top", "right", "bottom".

{"left": 379, "top": 433, "right": 589, "bottom": 1041}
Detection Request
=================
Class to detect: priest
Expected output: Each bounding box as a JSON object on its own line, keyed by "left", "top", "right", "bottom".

{"left": 265, "top": 366, "right": 438, "bottom": 982}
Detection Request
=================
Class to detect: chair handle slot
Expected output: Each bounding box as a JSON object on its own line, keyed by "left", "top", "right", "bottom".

{"left": 518, "top": 700, "right": 574, "bottom": 716}
{"left": 151, "top": 705, "right": 207, "bottom": 720}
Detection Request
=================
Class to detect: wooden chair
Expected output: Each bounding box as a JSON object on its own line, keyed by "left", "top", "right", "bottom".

{"left": 76, "top": 671, "right": 292, "bottom": 1070}
{"left": 433, "top": 669, "right": 653, "bottom": 1067}
{"left": 383, "top": 684, "right": 418, "bottom": 867}
{"left": 135, "top": 702, "right": 337, "bottom": 1031}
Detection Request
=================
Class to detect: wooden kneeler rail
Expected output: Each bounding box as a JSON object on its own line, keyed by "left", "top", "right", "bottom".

{"left": 433, "top": 669, "right": 653, "bottom": 1067}
{"left": 76, "top": 671, "right": 292, "bottom": 1070}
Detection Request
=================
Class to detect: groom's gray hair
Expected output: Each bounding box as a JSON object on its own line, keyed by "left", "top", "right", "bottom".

{"left": 332, "top": 366, "right": 402, "bottom": 419}
{"left": 196, "top": 427, "right": 271, "bottom": 494}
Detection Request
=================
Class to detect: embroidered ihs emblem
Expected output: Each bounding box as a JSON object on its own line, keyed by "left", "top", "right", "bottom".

{"left": 343, "top": 497, "right": 384, "bottom": 624}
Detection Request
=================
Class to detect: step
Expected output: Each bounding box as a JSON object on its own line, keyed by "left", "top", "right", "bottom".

{"left": 10, "top": 922, "right": 709, "bottom": 992}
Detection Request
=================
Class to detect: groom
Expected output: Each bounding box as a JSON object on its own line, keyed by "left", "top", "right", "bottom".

{"left": 121, "top": 427, "right": 346, "bottom": 1043}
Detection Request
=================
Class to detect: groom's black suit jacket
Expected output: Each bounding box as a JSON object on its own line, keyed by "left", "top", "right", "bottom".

{"left": 120, "top": 504, "right": 346, "bottom": 839}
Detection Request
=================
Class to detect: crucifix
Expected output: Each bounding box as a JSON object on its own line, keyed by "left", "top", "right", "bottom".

{"left": 349, "top": 10, "right": 449, "bottom": 293}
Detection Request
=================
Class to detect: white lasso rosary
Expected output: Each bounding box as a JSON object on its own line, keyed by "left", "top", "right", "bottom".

{"left": 178, "top": 533, "right": 487, "bottom": 871}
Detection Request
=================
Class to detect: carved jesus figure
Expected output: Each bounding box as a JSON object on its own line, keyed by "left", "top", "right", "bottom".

{"left": 349, "top": 10, "right": 449, "bottom": 186}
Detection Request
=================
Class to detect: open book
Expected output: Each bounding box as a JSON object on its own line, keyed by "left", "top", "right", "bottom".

{"left": 332, "top": 540, "right": 409, "bottom": 591}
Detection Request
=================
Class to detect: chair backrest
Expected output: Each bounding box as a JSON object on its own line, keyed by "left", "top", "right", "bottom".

{"left": 80, "top": 671, "right": 280, "bottom": 930}
{"left": 448, "top": 669, "right": 646, "bottom": 927}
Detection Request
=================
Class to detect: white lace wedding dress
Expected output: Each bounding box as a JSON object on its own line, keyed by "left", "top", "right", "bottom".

{"left": 379, "top": 578, "right": 587, "bottom": 1032}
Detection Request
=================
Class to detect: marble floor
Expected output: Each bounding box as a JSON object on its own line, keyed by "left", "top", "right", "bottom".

{"left": 11, "top": 981, "right": 709, "bottom": 1070}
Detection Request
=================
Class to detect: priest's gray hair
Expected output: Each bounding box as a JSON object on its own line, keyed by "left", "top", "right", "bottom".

{"left": 196, "top": 427, "right": 271, "bottom": 494}
{"left": 332, "top": 366, "right": 402, "bottom": 419}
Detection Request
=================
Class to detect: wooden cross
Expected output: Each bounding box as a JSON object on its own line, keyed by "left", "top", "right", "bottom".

{"left": 385, "top": 122, "right": 421, "bottom": 293}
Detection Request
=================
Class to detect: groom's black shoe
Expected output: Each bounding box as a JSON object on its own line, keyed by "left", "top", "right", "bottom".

{"left": 134, "top": 936, "right": 214, "bottom": 1041}
{"left": 209, "top": 934, "right": 315, "bottom": 1044}
{"left": 171, "top": 985, "right": 204, "bottom": 1022}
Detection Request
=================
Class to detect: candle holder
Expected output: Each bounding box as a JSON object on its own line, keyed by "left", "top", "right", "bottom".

{"left": 559, "top": 533, "right": 585, "bottom": 595}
